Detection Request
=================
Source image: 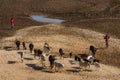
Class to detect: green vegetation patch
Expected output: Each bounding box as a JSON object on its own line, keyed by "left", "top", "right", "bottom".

{"left": 116, "top": 0, "right": 120, "bottom": 4}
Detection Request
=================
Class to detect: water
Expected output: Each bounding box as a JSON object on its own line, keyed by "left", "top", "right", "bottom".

{"left": 31, "top": 15, "right": 65, "bottom": 24}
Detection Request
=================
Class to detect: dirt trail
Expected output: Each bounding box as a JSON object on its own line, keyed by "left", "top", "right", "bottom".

{"left": 0, "top": 24, "right": 120, "bottom": 80}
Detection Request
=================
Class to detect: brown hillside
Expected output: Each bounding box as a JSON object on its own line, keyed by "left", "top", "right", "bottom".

{"left": 0, "top": 0, "right": 120, "bottom": 39}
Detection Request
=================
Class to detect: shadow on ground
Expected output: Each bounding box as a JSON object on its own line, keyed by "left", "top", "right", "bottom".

{"left": 8, "top": 61, "right": 17, "bottom": 64}
{"left": 24, "top": 58, "right": 34, "bottom": 60}
{"left": 83, "top": 69, "right": 93, "bottom": 72}
{"left": 42, "top": 70, "right": 55, "bottom": 73}
{"left": 72, "top": 67, "right": 80, "bottom": 69}
{"left": 26, "top": 64, "right": 44, "bottom": 70}
{"left": 66, "top": 69, "right": 92, "bottom": 73}
{"left": 69, "top": 60, "right": 76, "bottom": 65}
{"left": 66, "top": 69, "right": 80, "bottom": 73}
{"left": 3, "top": 46, "right": 13, "bottom": 51}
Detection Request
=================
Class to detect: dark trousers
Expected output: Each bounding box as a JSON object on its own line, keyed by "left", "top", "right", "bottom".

{"left": 106, "top": 41, "right": 108, "bottom": 48}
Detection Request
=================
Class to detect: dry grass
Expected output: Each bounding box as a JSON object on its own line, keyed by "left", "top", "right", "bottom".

{"left": 0, "top": 1, "right": 120, "bottom": 79}
{"left": 0, "top": 0, "right": 120, "bottom": 39}
{"left": 0, "top": 0, "right": 120, "bottom": 67}
{"left": 64, "top": 18, "right": 120, "bottom": 39}
{"left": 2, "top": 24, "right": 120, "bottom": 68}
{"left": 0, "top": 50, "right": 119, "bottom": 80}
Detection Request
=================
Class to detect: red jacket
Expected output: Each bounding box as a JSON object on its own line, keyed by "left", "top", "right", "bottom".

{"left": 10, "top": 19, "right": 14, "bottom": 23}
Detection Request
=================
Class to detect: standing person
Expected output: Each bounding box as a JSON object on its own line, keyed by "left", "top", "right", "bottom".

{"left": 15, "top": 39, "right": 20, "bottom": 50}
{"left": 10, "top": 18, "right": 14, "bottom": 29}
{"left": 29, "top": 43, "right": 34, "bottom": 54}
{"left": 22, "top": 42, "right": 26, "bottom": 50}
{"left": 104, "top": 34, "right": 110, "bottom": 48}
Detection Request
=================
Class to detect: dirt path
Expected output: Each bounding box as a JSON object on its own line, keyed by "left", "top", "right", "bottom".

{"left": 0, "top": 24, "right": 120, "bottom": 80}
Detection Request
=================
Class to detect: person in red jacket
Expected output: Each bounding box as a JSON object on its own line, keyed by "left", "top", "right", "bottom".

{"left": 104, "top": 34, "right": 110, "bottom": 48}
{"left": 10, "top": 18, "right": 14, "bottom": 29}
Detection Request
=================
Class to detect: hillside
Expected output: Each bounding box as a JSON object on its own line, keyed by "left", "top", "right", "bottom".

{"left": 0, "top": 0, "right": 120, "bottom": 38}
{"left": 1, "top": 24, "right": 120, "bottom": 67}
{"left": 0, "top": 24, "right": 120, "bottom": 80}
{"left": 0, "top": 0, "right": 120, "bottom": 80}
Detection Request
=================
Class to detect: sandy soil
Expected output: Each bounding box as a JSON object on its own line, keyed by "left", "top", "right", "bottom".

{"left": 0, "top": 50, "right": 119, "bottom": 80}
{"left": 0, "top": 24, "right": 120, "bottom": 80}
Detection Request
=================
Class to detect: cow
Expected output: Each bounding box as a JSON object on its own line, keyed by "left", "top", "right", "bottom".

{"left": 54, "top": 61, "right": 64, "bottom": 72}
{"left": 34, "top": 49, "right": 42, "bottom": 58}
{"left": 49, "top": 55, "right": 56, "bottom": 69}
{"left": 89, "top": 45, "right": 98, "bottom": 57}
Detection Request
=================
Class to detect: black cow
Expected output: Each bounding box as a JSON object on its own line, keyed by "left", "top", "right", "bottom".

{"left": 15, "top": 40, "right": 20, "bottom": 50}
{"left": 29, "top": 43, "right": 34, "bottom": 53}
{"left": 78, "top": 53, "right": 88, "bottom": 60}
{"left": 69, "top": 52, "right": 73, "bottom": 58}
{"left": 74, "top": 55, "right": 79, "bottom": 61}
{"left": 22, "top": 42, "right": 26, "bottom": 50}
{"left": 34, "top": 49, "right": 42, "bottom": 58}
{"left": 89, "top": 45, "right": 98, "bottom": 57}
{"left": 59, "top": 48, "right": 64, "bottom": 58}
{"left": 49, "top": 55, "right": 56, "bottom": 69}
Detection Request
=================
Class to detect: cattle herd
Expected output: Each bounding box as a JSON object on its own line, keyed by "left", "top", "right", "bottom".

{"left": 14, "top": 40, "right": 100, "bottom": 72}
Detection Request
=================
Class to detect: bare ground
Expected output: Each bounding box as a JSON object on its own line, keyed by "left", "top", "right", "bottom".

{"left": 0, "top": 50, "right": 120, "bottom": 80}
{"left": 0, "top": 24, "right": 120, "bottom": 80}
{"left": 0, "top": 0, "right": 120, "bottom": 40}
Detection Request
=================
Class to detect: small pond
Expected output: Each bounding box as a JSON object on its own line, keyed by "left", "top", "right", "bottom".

{"left": 31, "top": 15, "right": 65, "bottom": 24}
